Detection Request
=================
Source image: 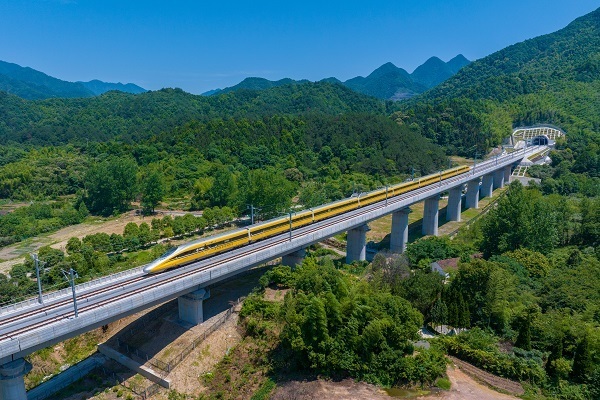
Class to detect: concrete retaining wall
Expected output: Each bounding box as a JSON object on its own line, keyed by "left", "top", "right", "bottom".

{"left": 97, "top": 344, "right": 170, "bottom": 389}
{"left": 27, "top": 354, "right": 106, "bottom": 400}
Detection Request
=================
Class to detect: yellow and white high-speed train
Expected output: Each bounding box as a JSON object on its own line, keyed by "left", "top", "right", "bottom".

{"left": 143, "top": 165, "right": 470, "bottom": 274}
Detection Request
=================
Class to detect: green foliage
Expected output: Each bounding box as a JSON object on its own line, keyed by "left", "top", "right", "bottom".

{"left": 397, "top": 8, "right": 600, "bottom": 163}
{"left": 0, "top": 83, "right": 384, "bottom": 146}
{"left": 447, "top": 259, "right": 516, "bottom": 332}
{"left": 441, "top": 329, "right": 547, "bottom": 384}
{"left": 0, "top": 146, "right": 87, "bottom": 200}
{"left": 481, "top": 181, "right": 561, "bottom": 257}
{"left": 84, "top": 156, "right": 138, "bottom": 216}
{"left": 405, "top": 236, "right": 464, "bottom": 266}
{"left": 571, "top": 335, "right": 593, "bottom": 383}
{"left": 250, "top": 378, "right": 276, "bottom": 400}
{"left": 259, "top": 258, "right": 436, "bottom": 387}
{"left": 259, "top": 265, "right": 293, "bottom": 289}
{"left": 140, "top": 169, "right": 165, "bottom": 214}
{"left": 435, "top": 377, "right": 451, "bottom": 390}
{"left": 0, "top": 200, "right": 86, "bottom": 245}
{"left": 502, "top": 249, "right": 551, "bottom": 279}
{"left": 237, "top": 168, "right": 296, "bottom": 216}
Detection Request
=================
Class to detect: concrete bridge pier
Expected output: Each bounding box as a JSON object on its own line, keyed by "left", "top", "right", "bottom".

{"left": 178, "top": 287, "right": 211, "bottom": 325}
{"left": 0, "top": 358, "right": 31, "bottom": 400}
{"left": 480, "top": 174, "right": 494, "bottom": 199}
{"left": 281, "top": 248, "right": 306, "bottom": 267}
{"left": 390, "top": 208, "right": 411, "bottom": 253}
{"left": 346, "top": 224, "right": 369, "bottom": 263}
{"left": 504, "top": 165, "right": 512, "bottom": 183}
{"left": 422, "top": 195, "right": 440, "bottom": 236}
{"left": 465, "top": 179, "right": 480, "bottom": 209}
{"left": 446, "top": 187, "right": 463, "bottom": 222}
{"left": 493, "top": 168, "right": 505, "bottom": 189}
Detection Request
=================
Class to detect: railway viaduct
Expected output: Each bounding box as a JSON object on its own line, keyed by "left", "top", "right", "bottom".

{"left": 0, "top": 145, "right": 545, "bottom": 400}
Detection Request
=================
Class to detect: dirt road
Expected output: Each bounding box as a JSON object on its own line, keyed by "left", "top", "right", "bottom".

{"left": 417, "top": 365, "right": 518, "bottom": 400}
{"left": 0, "top": 212, "right": 144, "bottom": 274}
{"left": 270, "top": 364, "right": 518, "bottom": 400}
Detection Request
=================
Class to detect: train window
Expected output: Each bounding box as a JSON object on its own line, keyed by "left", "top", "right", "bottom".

{"left": 158, "top": 247, "right": 178, "bottom": 259}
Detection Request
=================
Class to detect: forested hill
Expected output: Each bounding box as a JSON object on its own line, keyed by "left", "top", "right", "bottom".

{"left": 0, "top": 60, "right": 146, "bottom": 100}
{"left": 422, "top": 7, "right": 600, "bottom": 102}
{"left": 400, "top": 7, "right": 600, "bottom": 155}
{"left": 0, "top": 82, "right": 386, "bottom": 145}
{"left": 205, "top": 55, "right": 470, "bottom": 100}
{"left": 204, "top": 77, "right": 311, "bottom": 95}
{"left": 0, "top": 60, "right": 93, "bottom": 99}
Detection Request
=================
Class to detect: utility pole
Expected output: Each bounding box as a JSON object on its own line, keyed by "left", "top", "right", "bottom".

{"left": 385, "top": 185, "right": 388, "bottom": 206}
{"left": 247, "top": 204, "right": 255, "bottom": 225}
{"left": 61, "top": 268, "right": 79, "bottom": 318}
{"left": 473, "top": 151, "right": 481, "bottom": 175}
{"left": 31, "top": 254, "right": 45, "bottom": 304}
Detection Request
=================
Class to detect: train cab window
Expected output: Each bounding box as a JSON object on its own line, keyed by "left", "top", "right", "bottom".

{"left": 158, "top": 247, "right": 178, "bottom": 259}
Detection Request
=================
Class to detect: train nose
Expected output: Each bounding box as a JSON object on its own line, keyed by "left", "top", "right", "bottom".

{"left": 143, "top": 260, "right": 160, "bottom": 274}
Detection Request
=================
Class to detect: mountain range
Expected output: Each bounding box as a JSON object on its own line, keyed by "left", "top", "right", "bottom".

{"left": 203, "top": 55, "right": 470, "bottom": 100}
{"left": 0, "top": 60, "right": 146, "bottom": 100}
{"left": 0, "top": 5, "right": 597, "bottom": 152}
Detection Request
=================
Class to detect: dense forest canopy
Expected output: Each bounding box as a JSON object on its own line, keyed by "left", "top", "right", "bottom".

{"left": 0, "top": 83, "right": 387, "bottom": 145}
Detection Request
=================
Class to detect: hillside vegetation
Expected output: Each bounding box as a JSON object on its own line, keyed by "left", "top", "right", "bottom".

{"left": 0, "top": 60, "right": 145, "bottom": 99}
{"left": 0, "top": 83, "right": 387, "bottom": 145}
{"left": 400, "top": 7, "right": 600, "bottom": 156}
{"left": 207, "top": 55, "right": 470, "bottom": 100}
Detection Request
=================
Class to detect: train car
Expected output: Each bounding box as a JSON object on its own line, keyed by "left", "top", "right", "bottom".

{"left": 312, "top": 196, "right": 359, "bottom": 222}
{"left": 144, "top": 164, "right": 471, "bottom": 274}
{"left": 143, "top": 228, "right": 250, "bottom": 274}
{"left": 248, "top": 216, "right": 292, "bottom": 241}
{"left": 291, "top": 209, "right": 314, "bottom": 229}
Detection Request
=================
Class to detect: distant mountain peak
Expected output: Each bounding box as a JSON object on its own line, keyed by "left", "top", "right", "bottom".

{"left": 202, "top": 55, "right": 469, "bottom": 101}
{"left": 0, "top": 59, "right": 146, "bottom": 100}
{"left": 411, "top": 54, "right": 471, "bottom": 89}
{"left": 79, "top": 79, "right": 147, "bottom": 95}
{"left": 446, "top": 54, "right": 471, "bottom": 74}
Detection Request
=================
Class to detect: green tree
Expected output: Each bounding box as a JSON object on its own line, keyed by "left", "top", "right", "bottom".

{"left": 430, "top": 298, "right": 448, "bottom": 331}
{"left": 572, "top": 334, "right": 593, "bottom": 383}
{"left": 237, "top": 168, "right": 296, "bottom": 216}
{"left": 206, "top": 164, "right": 236, "bottom": 207}
{"left": 515, "top": 310, "right": 533, "bottom": 351}
{"left": 481, "top": 181, "right": 531, "bottom": 257}
{"left": 140, "top": 169, "right": 165, "bottom": 214}
{"left": 138, "top": 222, "right": 152, "bottom": 246}
{"left": 38, "top": 246, "right": 64, "bottom": 268}
{"left": 123, "top": 222, "right": 140, "bottom": 250}
{"left": 66, "top": 237, "right": 82, "bottom": 254}
{"left": 109, "top": 233, "right": 124, "bottom": 252}
{"left": 84, "top": 157, "right": 138, "bottom": 216}
{"left": 123, "top": 222, "right": 140, "bottom": 239}
{"left": 578, "top": 197, "right": 600, "bottom": 246}
{"left": 172, "top": 216, "right": 186, "bottom": 237}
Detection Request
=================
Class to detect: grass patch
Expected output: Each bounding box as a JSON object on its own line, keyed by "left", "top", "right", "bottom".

{"left": 250, "top": 378, "right": 276, "bottom": 400}
{"left": 435, "top": 377, "right": 451, "bottom": 390}
{"left": 25, "top": 330, "right": 104, "bottom": 389}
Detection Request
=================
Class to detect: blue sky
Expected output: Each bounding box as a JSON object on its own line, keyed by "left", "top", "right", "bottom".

{"left": 0, "top": 1, "right": 598, "bottom": 94}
